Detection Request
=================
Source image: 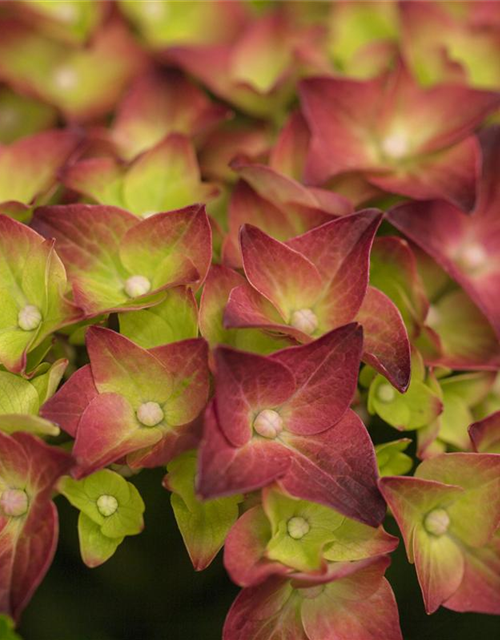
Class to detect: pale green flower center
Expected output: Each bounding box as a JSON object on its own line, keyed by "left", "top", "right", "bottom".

{"left": 53, "top": 65, "right": 79, "bottom": 90}
{"left": 290, "top": 308, "right": 318, "bottom": 335}
{"left": 137, "top": 401, "right": 164, "bottom": 427}
{"left": 18, "top": 304, "right": 42, "bottom": 331}
{"left": 459, "top": 243, "right": 487, "bottom": 272}
{"left": 424, "top": 508, "right": 450, "bottom": 536}
{"left": 381, "top": 132, "right": 409, "bottom": 160}
{"left": 96, "top": 494, "right": 119, "bottom": 517}
{"left": 125, "top": 275, "right": 151, "bottom": 298}
{"left": 287, "top": 516, "right": 310, "bottom": 540}
{"left": 0, "top": 488, "right": 29, "bottom": 517}
{"left": 253, "top": 409, "right": 283, "bottom": 439}
{"left": 377, "top": 384, "right": 396, "bottom": 403}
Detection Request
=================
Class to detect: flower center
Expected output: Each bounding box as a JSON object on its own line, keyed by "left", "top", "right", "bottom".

{"left": 287, "top": 516, "right": 310, "bottom": 540}
{"left": 377, "top": 383, "right": 396, "bottom": 403}
{"left": 18, "top": 304, "right": 42, "bottom": 331}
{"left": 53, "top": 65, "right": 79, "bottom": 90}
{"left": 290, "top": 309, "right": 318, "bottom": 335}
{"left": 380, "top": 132, "right": 410, "bottom": 160}
{"left": 458, "top": 243, "right": 487, "bottom": 272}
{"left": 253, "top": 409, "right": 283, "bottom": 439}
{"left": 124, "top": 275, "right": 151, "bottom": 298}
{"left": 142, "top": 0, "right": 169, "bottom": 19}
{"left": 137, "top": 401, "right": 164, "bottom": 427}
{"left": 53, "top": 2, "right": 79, "bottom": 23}
{"left": 424, "top": 508, "right": 450, "bottom": 536}
{"left": 96, "top": 494, "right": 119, "bottom": 517}
{"left": 0, "top": 489, "right": 29, "bottom": 517}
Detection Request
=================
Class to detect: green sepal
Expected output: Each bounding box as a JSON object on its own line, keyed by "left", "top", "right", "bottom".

{"left": 375, "top": 439, "right": 413, "bottom": 476}
{"left": 29, "top": 358, "right": 68, "bottom": 405}
{"left": 0, "top": 615, "right": 22, "bottom": 640}
{"left": 118, "top": 289, "right": 198, "bottom": 349}
{"left": 78, "top": 512, "right": 124, "bottom": 569}
{"left": 264, "top": 489, "right": 344, "bottom": 573}
{"left": 0, "top": 371, "right": 39, "bottom": 415}
{"left": 58, "top": 469, "right": 145, "bottom": 538}
{"left": 368, "top": 373, "right": 442, "bottom": 430}
{"left": 358, "top": 364, "right": 377, "bottom": 389}
{"left": 166, "top": 451, "right": 242, "bottom": 571}
{"left": 0, "top": 414, "right": 59, "bottom": 437}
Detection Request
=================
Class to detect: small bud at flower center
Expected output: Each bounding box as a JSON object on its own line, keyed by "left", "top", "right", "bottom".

{"left": 18, "top": 304, "right": 42, "bottom": 331}
{"left": 125, "top": 275, "right": 151, "bottom": 298}
{"left": 381, "top": 133, "right": 409, "bottom": 159}
{"left": 253, "top": 409, "right": 283, "bottom": 439}
{"left": 287, "top": 516, "right": 310, "bottom": 540}
{"left": 377, "top": 384, "right": 396, "bottom": 403}
{"left": 0, "top": 489, "right": 28, "bottom": 517}
{"left": 96, "top": 494, "right": 118, "bottom": 517}
{"left": 459, "top": 243, "right": 487, "bottom": 272}
{"left": 137, "top": 401, "right": 164, "bottom": 427}
{"left": 424, "top": 508, "right": 450, "bottom": 536}
{"left": 290, "top": 309, "right": 318, "bottom": 335}
{"left": 54, "top": 3, "right": 79, "bottom": 23}
{"left": 53, "top": 65, "right": 79, "bottom": 90}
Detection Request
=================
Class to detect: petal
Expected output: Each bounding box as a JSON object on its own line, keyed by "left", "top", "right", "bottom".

{"left": 111, "top": 68, "right": 228, "bottom": 161}
{"left": 72, "top": 393, "right": 162, "bottom": 477}
{"left": 240, "top": 224, "right": 323, "bottom": 320}
{"left": 412, "top": 525, "right": 464, "bottom": 614}
{"left": 271, "top": 324, "right": 363, "bottom": 434}
{"left": 279, "top": 410, "right": 386, "bottom": 526}
{"left": 120, "top": 204, "right": 211, "bottom": 291}
{"left": 301, "top": 562, "right": 402, "bottom": 640}
{"left": 86, "top": 327, "right": 173, "bottom": 407}
{"left": 214, "top": 346, "right": 296, "bottom": 448}
{"left": 416, "top": 453, "right": 500, "bottom": 547}
{"left": 32, "top": 204, "right": 137, "bottom": 315}
{"left": 355, "top": 287, "right": 411, "bottom": 392}
{"left": 197, "top": 403, "right": 291, "bottom": 500}
{"left": 469, "top": 411, "right": 500, "bottom": 453}
{"left": 149, "top": 338, "right": 210, "bottom": 427}
{"left": 40, "top": 364, "right": 98, "bottom": 437}
{"left": 368, "top": 136, "right": 480, "bottom": 211}
{"left": 378, "top": 475, "right": 463, "bottom": 562}
{"left": 224, "top": 505, "right": 289, "bottom": 587}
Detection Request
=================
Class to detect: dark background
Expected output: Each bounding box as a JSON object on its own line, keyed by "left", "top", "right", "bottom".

{"left": 18, "top": 466, "right": 500, "bottom": 640}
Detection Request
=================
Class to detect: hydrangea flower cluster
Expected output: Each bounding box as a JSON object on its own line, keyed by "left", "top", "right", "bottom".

{"left": 0, "top": 2, "right": 499, "bottom": 638}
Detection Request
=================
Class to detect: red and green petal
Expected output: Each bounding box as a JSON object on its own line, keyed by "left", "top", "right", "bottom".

{"left": 199, "top": 265, "right": 290, "bottom": 354}
{"left": 40, "top": 364, "right": 98, "bottom": 437}
{"left": 355, "top": 286, "right": 411, "bottom": 392}
{"left": 279, "top": 410, "right": 385, "bottom": 527}
{"left": 240, "top": 224, "right": 323, "bottom": 321}
{"left": 224, "top": 505, "right": 289, "bottom": 588}
{"left": 388, "top": 199, "right": 500, "bottom": 338}
{"left": 0, "top": 18, "right": 146, "bottom": 122}
{"left": 72, "top": 392, "right": 162, "bottom": 477}
{"left": 111, "top": 69, "right": 228, "bottom": 161}
{"left": 0, "top": 129, "right": 80, "bottom": 207}
{"left": 469, "top": 411, "right": 500, "bottom": 453}
{"left": 287, "top": 210, "right": 382, "bottom": 328}
{"left": 198, "top": 402, "right": 292, "bottom": 500}
{"left": 300, "top": 558, "right": 402, "bottom": 640}
{"left": 119, "top": 204, "right": 212, "bottom": 291}
{"left": 86, "top": 327, "right": 173, "bottom": 408}
{"left": 32, "top": 204, "right": 137, "bottom": 315}
{"left": 214, "top": 346, "right": 296, "bottom": 447}
{"left": 271, "top": 324, "right": 363, "bottom": 435}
